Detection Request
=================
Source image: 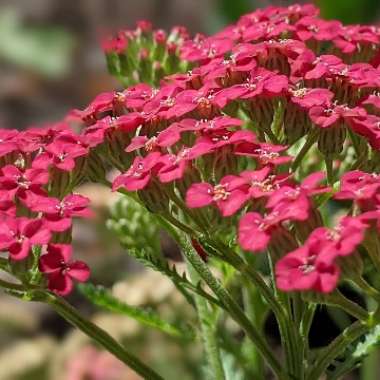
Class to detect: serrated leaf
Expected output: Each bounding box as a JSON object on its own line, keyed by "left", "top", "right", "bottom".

{"left": 108, "top": 195, "right": 161, "bottom": 256}
{"left": 80, "top": 283, "right": 195, "bottom": 340}
{"left": 221, "top": 351, "right": 245, "bottom": 380}
{"left": 353, "top": 324, "right": 380, "bottom": 358}
{"left": 326, "top": 324, "right": 380, "bottom": 379}
{"left": 128, "top": 248, "right": 222, "bottom": 309}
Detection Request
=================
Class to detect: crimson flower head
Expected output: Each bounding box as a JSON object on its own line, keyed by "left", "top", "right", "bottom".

{"left": 158, "top": 144, "right": 211, "bottom": 183}
{"left": 39, "top": 244, "right": 90, "bottom": 296}
{"left": 335, "top": 171, "right": 380, "bottom": 211}
{"left": 276, "top": 238, "right": 340, "bottom": 293}
{"left": 239, "top": 167, "right": 288, "bottom": 199}
{"left": 24, "top": 193, "right": 92, "bottom": 232}
{"left": 266, "top": 172, "right": 329, "bottom": 220}
{"left": 289, "top": 87, "right": 334, "bottom": 109}
{"left": 0, "top": 165, "right": 49, "bottom": 200}
{"left": 238, "top": 211, "right": 286, "bottom": 253}
{"left": 186, "top": 175, "right": 249, "bottom": 216}
{"left": 235, "top": 142, "right": 291, "bottom": 166}
{"left": 309, "top": 216, "right": 368, "bottom": 258}
{"left": 309, "top": 103, "right": 366, "bottom": 128}
{"left": 213, "top": 68, "right": 288, "bottom": 108}
{"left": 34, "top": 138, "right": 88, "bottom": 171}
{"left": 112, "top": 152, "right": 163, "bottom": 191}
{"left": 0, "top": 217, "right": 51, "bottom": 261}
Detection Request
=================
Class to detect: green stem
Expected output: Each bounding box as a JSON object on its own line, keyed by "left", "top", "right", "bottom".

{"left": 308, "top": 321, "right": 368, "bottom": 380}
{"left": 188, "top": 265, "right": 225, "bottom": 380}
{"left": 300, "top": 303, "right": 317, "bottom": 368}
{"left": 44, "top": 292, "right": 164, "bottom": 380}
{"left": 177, "top": 234, "right": 287, "bottom": 380}
{"left": 208, "top": 241, "right": 284, "bottom": 319}
{"left": 329, "top": 291, "right": 369, "bottom": 321}
{"left": 352, "top": 276, "right": 380, "bottom": 305}
{"left": 0, "top": 278, "right": 25, "bottom": 291}
{"left": 325, "top": 156, "right": 334, "bottom": 185}
{"left": 291, "top": 129, "right": 319, "bottom": 172}
{"left": 242, "top": 281, "right": 266, "bottom": 380}
{"left": 361, "top": 350, "right": 379, "bottom": 380}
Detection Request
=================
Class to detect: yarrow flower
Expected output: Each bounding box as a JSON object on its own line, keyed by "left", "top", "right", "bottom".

{"left": 39, "top": 244, "right": 90, "bottom": 296}
{"left": 2, "top": 3, "right": 380, "bottom": 301}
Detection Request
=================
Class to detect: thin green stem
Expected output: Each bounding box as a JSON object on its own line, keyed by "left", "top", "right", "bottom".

{"left": 308, "top": 321, "right": 368, "bottom": 380}
{"left": 188, "top": 265, "right": 225, "bottom": 380}
{"left": 329, "top": 291, "right": 369, "bottom": 322}
{"left": 352, "top": 276, "right": 380, "bottom": 305}
{"left": 44, "top": 292, "right": 164, "bottom": 380}
{"left": 300, "top": 303, "right": 317, "bottom": 371}
{"left": 0, "top": 277, "right": 28, "bottom": 291}
{"left": 291, "top": 129, "right": 319, "bottom": 172}
{"left": 325, "top": 156, "right": 335, "bottom": 185}
{"left": 176, "top": 233, "right": 287, "bottom": 380}
{"left": 0, "top": 281, "right": 163, "bottom": 379}
{"left": 242, "top": 281, "right": 266, "bottom": 380}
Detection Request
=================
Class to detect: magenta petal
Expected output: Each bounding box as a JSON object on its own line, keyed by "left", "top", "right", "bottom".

{"left": 125, "top": 136, "right": 148, "bottom": 152}
{"left": 48, "top": 272, "right": 73, "bottom": 296}
{"left": 217, "top": 190, "right": 248, "bottom": 216}
{"left": 44, "top": 216, "right": 72, "bottom": 232}
{"left": 68, "top": 261, "right": 90, "bottom": 282}
{"left": 238, "top": 212, "right": 270, "bottom": 252}
{"left": 9, "top": 240, "right": 30, "bottom": 261}
{"left": 186, "top": 183, "right": 214, "bottom": 208}
{"left": 39, "top": 253, "right": 62, "bottom": 273}
{"left": 29, "top": 227, "right": 52, "bottom": 245}
{"left": 52, "top": 244, "right": 73, "bottom": 262}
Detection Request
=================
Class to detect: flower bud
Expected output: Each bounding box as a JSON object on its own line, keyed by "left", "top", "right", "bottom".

{"left": 318, "top": 124, "right": 346, "bottom": 156}
{"left": 138, "top": 181, "right": 171, "bottom": 214}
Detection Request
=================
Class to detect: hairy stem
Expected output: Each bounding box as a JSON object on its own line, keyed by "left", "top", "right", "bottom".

{"left": 176, "top": 233, "right": 287, "bottom": 380}
{"left": 42, "top": 292, "right": 164, "bottom": 380}
{"left": 188, "top": 265, "right": 225, "bottom": 380}
{"left": 308, "top": 320, "right": 368, "bottom": 380}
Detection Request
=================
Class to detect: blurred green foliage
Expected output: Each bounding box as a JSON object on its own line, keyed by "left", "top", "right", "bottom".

{"left": 316, "top": 0, "right": 380, "bottom": 24}
{"left": 215, "top": 0, "right": 380, "bottom": 26}
{"left": 0, "top": 8, "right": 74, "bottom": 78}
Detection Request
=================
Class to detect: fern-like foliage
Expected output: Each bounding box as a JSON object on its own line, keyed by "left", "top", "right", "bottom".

{"left": 80, "top": 283, "right": 195, "bottom": 340}
{"left": 107, "top": 195, "right": 161, "bottom": 257}
{"left": 326, "top": 324, "right": 380, "bottom": 380}
{"left": 128, "top": 247, "right": 223, "bottom": 309}
{"left": 107, "top": 195, "right": 223, "bottom": 309}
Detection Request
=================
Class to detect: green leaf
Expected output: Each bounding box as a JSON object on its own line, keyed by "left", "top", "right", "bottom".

{"left": 80, "top": 283, "right": 195, "bottom": 340}
{"left": 326, "top": 325, "right": 380, "bottom": 379}
{"left": 0, "top": 9, "right": 74, "bottom": 78}
{"left": 353, "top": 325, "right": 380, "bottom": 358}
{"left": 221, "top": 351, "right": 245, "bottom": 380}
{"left": 107, "top": 195, "right": 162, "bottom": 257}
{"left": 128, "top": 248, "right": 223, "bottom": 309}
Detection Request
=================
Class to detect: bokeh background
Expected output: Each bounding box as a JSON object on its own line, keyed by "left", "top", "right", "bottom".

{"left": 0, "top": 1, "right": 380, "bottom": 379}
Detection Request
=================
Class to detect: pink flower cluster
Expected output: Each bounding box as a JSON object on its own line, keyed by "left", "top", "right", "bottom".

{"left": 2, "top": 4, "right": 380, "bottom": 296}
{"left": 0, "top": 124, "right": 91, "bottom": 295}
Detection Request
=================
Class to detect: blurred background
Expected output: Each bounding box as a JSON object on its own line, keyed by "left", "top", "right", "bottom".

{"left": 0, "top": 1, "right": 380, "bottom": 379}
